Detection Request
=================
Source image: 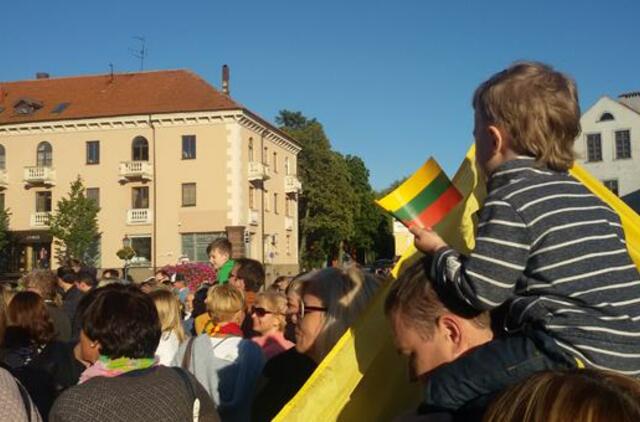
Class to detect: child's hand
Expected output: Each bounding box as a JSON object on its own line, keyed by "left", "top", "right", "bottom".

{"left": 409, "top": 225, "right": 448, "bottom": 255}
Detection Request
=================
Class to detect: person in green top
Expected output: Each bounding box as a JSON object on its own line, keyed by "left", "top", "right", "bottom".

{"left": 207, "top": 238, "right": 235, "bottom": 284}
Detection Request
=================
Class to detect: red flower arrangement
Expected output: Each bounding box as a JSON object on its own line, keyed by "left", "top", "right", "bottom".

{"left": 161, "top": 262, "right": 217, "bottom": 292}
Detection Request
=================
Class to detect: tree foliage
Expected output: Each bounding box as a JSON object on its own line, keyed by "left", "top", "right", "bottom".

{"left": 277, "top": 110, "right": 394, "bottom": 267}
{"left": 49, "top": 176, "right": 101, "bottom": 266}
{"left": 0, "top": 208, "right": 10, "bottom": 253}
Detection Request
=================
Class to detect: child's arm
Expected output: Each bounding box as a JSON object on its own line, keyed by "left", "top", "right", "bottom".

{"left": 411, "top": 200, "right": 530, "bottom": 311}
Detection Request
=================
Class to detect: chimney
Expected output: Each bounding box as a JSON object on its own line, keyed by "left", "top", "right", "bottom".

{"left": 36, "top": 72, "right": 50, "bottom": 79}
{"left": 222, "top": 64, "right": 230, "bottom": 95}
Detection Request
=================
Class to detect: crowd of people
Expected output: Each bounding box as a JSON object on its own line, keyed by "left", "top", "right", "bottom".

{"left": 4, "top": 61, "right": 640, "bottom": 422}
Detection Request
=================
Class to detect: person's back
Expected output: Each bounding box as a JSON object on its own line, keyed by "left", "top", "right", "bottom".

{"left": 49, "top": 365, "right": 218, "bottom": 422}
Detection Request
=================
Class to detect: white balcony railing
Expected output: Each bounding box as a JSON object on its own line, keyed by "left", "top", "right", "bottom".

{"left": 248, "top": 161, "right": 271, "bottom": 181}
{"left": 24, "top": 166, "right": 55, "bottom": 185}
{"left": 285, "top": 216, "right": 294, "bottom": 231}
{"left": 127, "top": 208, "right": 152, "bottom": 225}
{"left": 31, "top": 211, "right": 51, "bottom": 227}
{"left": 284, "top": 175, "right": 302, "bottom": 194}
{"left": 119, "top": 161, "right": 153, "bottom": 181}
{"left": 0, "top": 170, "right": 7, "bottom": 188}
{"left": 249, "top": 209, "right": 259, "bottom": 226}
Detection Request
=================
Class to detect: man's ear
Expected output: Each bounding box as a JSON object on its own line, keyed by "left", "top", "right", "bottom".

{"left": 437, "top": 315, "right": 465, "bottom": 358}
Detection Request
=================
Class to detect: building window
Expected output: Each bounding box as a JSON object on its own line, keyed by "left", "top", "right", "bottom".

{"left": 285, "top": 197, "right": 292, "bottom": 217}
{"left": 0, "top": 193, "right": 5, "bottom": 210}
{"left": 131, "top": 187, "right": 149, "bottom": 209}
{"left": 263, "top": 147, "right": 268, "bottom": 165}
{"left": 0, "top": 145, "right": 5, "bottom": 170}
{"left": 615, "top": 130, "right": 631, "bottom": 159}
{"left": 36, "top": 191, "right": 52, "bottom": 212}
{"left": 273, "top": 152, "right": 278, "bottom": 172}
{"left": 274, "top": 192, "right": 279, "bottom": 214}
{"left": 130, "top": 236, "right": 152, "bottom": 265}
{"left": 37, "top": 142, "right": 52, "bottom": 167}
{"left": 603, "top": 179, "right": 619, "bottom": 196}
{"left": 181, "top": 232, "right": 226, "bottom": 262}
{"left": 182, "top": 183, "right": 196, "bottom": 207}
{"left": 86, "top": 188, "right": 100, "bottom": 207}
{"left": 599, "top": 112, "right": 615, "bottom": 122}
{"left": 284, "top": 157, "right": 290, "bottom": 176}
{"left": 586, "top": 134, "right": 602, "bottom": 162}
{"left": 86, "top": 141, "right": 100, "bottom": 165}
{"left": 182, "top": 135, "right": 196, "bottom": 159}
{"left": 249, "top": 138, "right": 254, "bottom": 161}
{"left": 264, "top": 189, "right": 270, "bottom": 212}
{"left": 132, "top": 136, "right": 149, "bottom": 161}
{"left": 249, "top": 185, "right": 255, "bottom": 209}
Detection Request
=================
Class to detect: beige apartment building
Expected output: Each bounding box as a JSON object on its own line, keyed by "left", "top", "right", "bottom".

{"left": 0, "top": 68, "right": 302, "bottom": 279}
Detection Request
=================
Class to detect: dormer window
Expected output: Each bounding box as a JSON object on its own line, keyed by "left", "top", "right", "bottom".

{"left": 14, "top": 97, "right": 43, "bottom": 116}
{"left": 598, "top": 112, "right": 614, "bottom": 122}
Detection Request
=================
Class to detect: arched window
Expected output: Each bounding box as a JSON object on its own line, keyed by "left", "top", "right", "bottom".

{"left": 599, "top": 112, "right": 615, "bottom": 122}
{"left": 132, "top": 136, "right": 149, "bottom": 161}
{"left": 0, "top": 145, "right": 5, "bottom": 170}
{"left": 37, "top": 142, "right": 52, "bottom": 167}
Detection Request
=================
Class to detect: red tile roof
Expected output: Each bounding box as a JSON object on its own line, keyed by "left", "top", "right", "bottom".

{"left": 0, "top": 69, "right": 243, "bottom": 125}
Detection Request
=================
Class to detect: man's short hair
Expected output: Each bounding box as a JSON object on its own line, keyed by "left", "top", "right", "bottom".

{"left": 82, "top": 285, "right": 161, "bottom": 359}
{"left": 473, "top": 61, "right": 580, "bottom": 172}
{"left": 234, "top": 258, "right": 265, "bottom": 292}
{"left": 21, "top": 270, "right": 57, "bottom": 301}
{"left": 77, "top": 270, "right": 98, "bottom": 288}
{"left": 385, "top": 258, "right": 490, "bottom": 340}
{"left": 101, "top": 268, "right": 120, "bottom": 279}
{"left": 56, "top": 266, "right": 77, "bottom": 284}
{"left": 206, "top": 237, "right": 232, "bottom": 256}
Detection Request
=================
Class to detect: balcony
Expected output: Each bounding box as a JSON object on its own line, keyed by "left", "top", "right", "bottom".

{"left": 31, "top": 212, "right": 51, "bottom": 228}
{"left": 24, "top": 166, "right": 56, "bottom": 186}
{"left": 285, "top": 216, "right": 294, "bottom": 231}
{"left": 119, "top": 161, "right": 153, "bottom": 182}
{"left": 248, "top": 161, "right": 271, "bottom": 182}
{"left": 249, "top": 209, "right": 259, "bottom": 226}
{"left": 284, "top": 175, "right": 302, "bottom": 195}
{"left": 0, "top": 170, "right": 7, "bottom": 189}
{"left": 127, "top": 208, "right": 153, "bottom": 225}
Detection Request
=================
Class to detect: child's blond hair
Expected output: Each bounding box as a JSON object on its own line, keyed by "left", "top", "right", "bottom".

{"left": 473, "top": 61, "right": 581, "bottom": 171}
{"left": 205, "top": 284, "right": 245, "bottom": 324}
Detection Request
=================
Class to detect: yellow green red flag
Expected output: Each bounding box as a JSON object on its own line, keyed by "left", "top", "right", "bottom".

{"left": 376, "top": 157, "right": 463, "bottom": 229}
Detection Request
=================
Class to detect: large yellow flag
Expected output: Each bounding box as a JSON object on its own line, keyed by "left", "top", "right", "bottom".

{"left": 274, "top": 146, "right": 640, "bottom": 421}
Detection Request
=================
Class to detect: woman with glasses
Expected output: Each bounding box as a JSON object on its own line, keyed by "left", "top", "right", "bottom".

{"left": 252, "top": 266, "right": 382, "bottom": 421}
{"left": 250, "top": 291, "right": 294, "bottom": 360}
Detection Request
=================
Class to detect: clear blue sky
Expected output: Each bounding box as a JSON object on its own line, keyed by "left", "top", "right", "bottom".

{"left": 2, "top": 0, "right": 639, "bottom": 190}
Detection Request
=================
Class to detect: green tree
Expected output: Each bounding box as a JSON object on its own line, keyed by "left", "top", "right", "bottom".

{"left": 277, "top": 110, "right": 356, "bottom": 268}
{"left": 0, "top": 208, "right": 10, "bottom": 253}
{"left": 49, "top": 176, "right": 101, "bottom": 266}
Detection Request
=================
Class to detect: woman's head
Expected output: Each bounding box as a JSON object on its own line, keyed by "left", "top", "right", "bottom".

{"left": 251, "top": 291, "right": 287, "bottom": 335}
{"left": 81, "top": 285, "right": 161, "bottom": 360}
{"left": 295, "top": 266, "right": 382, "bottom": 362}
{"left": 6, "top": 291, "right": 55, "bottom": 345}
{"left": 21, "top": 270, "right": 58, "bottom": 301}
{"left": 150, "top": 289, "right": 186, "bottom": 342}
{"left": 483, "top": 369, "right": 640, "bottom": 422}
{"left": 205, "top": 284, "right": 245, "bottom": 325}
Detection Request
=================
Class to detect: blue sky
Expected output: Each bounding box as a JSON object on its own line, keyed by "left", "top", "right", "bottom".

{"left": 2, "top": 0, "right": 639, "bottom": 190}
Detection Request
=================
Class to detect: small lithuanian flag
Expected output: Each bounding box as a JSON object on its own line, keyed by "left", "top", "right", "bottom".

{"left": 376, "top": 158, "right": 462, "bottom": 229}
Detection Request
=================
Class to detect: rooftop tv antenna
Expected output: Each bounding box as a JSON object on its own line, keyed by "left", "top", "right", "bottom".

{"left": 129, "top": 36, "right": 147, "bottom": 71}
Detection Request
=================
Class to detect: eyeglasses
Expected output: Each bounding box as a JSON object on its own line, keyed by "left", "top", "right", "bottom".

{"left": 251, "top": 307, "right": 275, "bottom": 318}
{"left": 297, "top": 301, "right": 328, "bottom": 320}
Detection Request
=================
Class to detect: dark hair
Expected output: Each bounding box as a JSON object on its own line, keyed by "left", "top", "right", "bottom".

{"left": 206, "top": 238, "right": 232, "bottom": 256}
{"left": 235, "top": 258, "right": 265, "bottom": 292}
{"left": 7, "top": 291, "right": 55, "bottom": 344}
{"left": 56, "top": 266, "right": 77, "bottom": 284}
{"left": 101, "top": 269, "right": 120, "bottom": 279}
{"left": 82, "top": 285, "right": 161, "bottom": 359}
{"left": 21, "top": 270, "right": 58, "bottom": 301}
{"left": 76, "top": 270, "right": 97, "bottom": 288}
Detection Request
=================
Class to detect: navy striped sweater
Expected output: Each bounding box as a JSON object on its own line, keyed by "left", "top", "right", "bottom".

{"left": 430, "top": 157, "right": 640, "bottom": 375}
